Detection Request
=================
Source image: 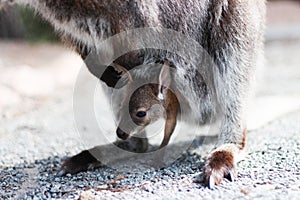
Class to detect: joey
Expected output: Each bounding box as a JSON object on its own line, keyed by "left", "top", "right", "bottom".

{"left": 116, "top": 61, "right": 179, "bottom": 150}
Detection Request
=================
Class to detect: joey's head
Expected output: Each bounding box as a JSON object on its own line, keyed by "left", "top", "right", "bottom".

{"left": 128, "top": 84, "right": 163, "bottom": 126}
{"left": 116, "top": 62, "right": 174, "bottom": 140}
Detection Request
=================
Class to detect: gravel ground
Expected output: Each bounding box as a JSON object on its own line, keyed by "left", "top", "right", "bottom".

{"left": 1, "top": 1, "right": 300, "bottom": 199}
{"left": 0, "top": 110, "right": 299, "bottom": 199}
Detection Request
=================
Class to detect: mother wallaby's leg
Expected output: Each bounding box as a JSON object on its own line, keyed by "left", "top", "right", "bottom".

{"left": 203, "top": 0, "right": 265, "bottom": 188}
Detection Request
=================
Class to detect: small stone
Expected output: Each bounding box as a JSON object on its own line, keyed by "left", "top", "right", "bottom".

{"left": 79, "top": 191, "right": 94, "bottom": 200}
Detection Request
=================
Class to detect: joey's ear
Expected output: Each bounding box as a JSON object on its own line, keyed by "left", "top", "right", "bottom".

{"left": 111, "top": 62, "right": 132, "bottom": 88}
{"left": 158, "top": 61, "right": 171, "bottom": 100}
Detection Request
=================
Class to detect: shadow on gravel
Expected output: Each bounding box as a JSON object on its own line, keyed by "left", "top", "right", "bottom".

{"left": 0, "top": 135, "right": 217, "bottom": 199}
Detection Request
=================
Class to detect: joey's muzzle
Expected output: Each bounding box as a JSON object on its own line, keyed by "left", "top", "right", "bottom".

{"left": 116, "top": 127, "right": 129, "bottom": 140}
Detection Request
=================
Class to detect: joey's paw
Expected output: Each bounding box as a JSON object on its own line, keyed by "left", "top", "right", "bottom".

{"left": 114, "top": 137, "right": 148, "bottom": 153}
{"left": 100, "top": 65, "right": 123, "bottom": 88}
{"left": 152, "top": 154, "right": 166, "bottom": 169}
{"left": 204, "top": 150, "right": 236, "bottom": 189}
{"left": 56, "top": 150, "right": 102, "bottom": 177}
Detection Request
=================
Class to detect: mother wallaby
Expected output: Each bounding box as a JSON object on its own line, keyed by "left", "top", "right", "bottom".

{"left": 1, "top": 0, "right": 265, "bottom": 188}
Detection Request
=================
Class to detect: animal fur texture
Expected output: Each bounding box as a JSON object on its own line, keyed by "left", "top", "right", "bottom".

{"left": 2, "top": 0, "right": 266, "bottom": 188}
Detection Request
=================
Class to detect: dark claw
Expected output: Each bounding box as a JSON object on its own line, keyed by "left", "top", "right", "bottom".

{"left": 225, "top": 170, "right": 235, "bottom": 182}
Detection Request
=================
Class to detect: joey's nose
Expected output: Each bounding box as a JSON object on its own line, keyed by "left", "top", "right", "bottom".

{"left": 116, "top": 127, "right": 129, "bottom": 140}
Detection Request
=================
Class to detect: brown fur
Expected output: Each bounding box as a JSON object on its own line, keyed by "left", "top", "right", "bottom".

{"left": 116, "top": 61, "right": 179, "bottom": 149}
{"left": 160, "top": 89, "right": 179, "bottom": 148}
{"left": 204, "top": 150, "right": 235, "bottom": 186}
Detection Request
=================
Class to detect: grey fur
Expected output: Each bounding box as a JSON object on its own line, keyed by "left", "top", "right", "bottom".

{"left": 3, "top": 0, "right": 266, "bottom": 187}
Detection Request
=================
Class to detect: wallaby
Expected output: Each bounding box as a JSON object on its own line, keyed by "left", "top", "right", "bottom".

{"left": 115, "top": 61, "right": 179, "bottom": 150}
{"left": 0, "top": 0, "right": 266, "bottom": 188}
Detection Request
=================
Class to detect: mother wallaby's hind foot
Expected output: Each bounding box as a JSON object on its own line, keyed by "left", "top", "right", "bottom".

{"left": 57, "top": 136, "right": 149, "bottom": 176}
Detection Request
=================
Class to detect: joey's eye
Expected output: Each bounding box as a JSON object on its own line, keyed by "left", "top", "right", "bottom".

{"left": 136, "top": 111, "right": 147, "bottom": 118}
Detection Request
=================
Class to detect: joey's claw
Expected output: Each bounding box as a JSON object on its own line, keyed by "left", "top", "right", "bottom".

{"left": 204, "top": 150, "right": 236, "bottom": 188}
